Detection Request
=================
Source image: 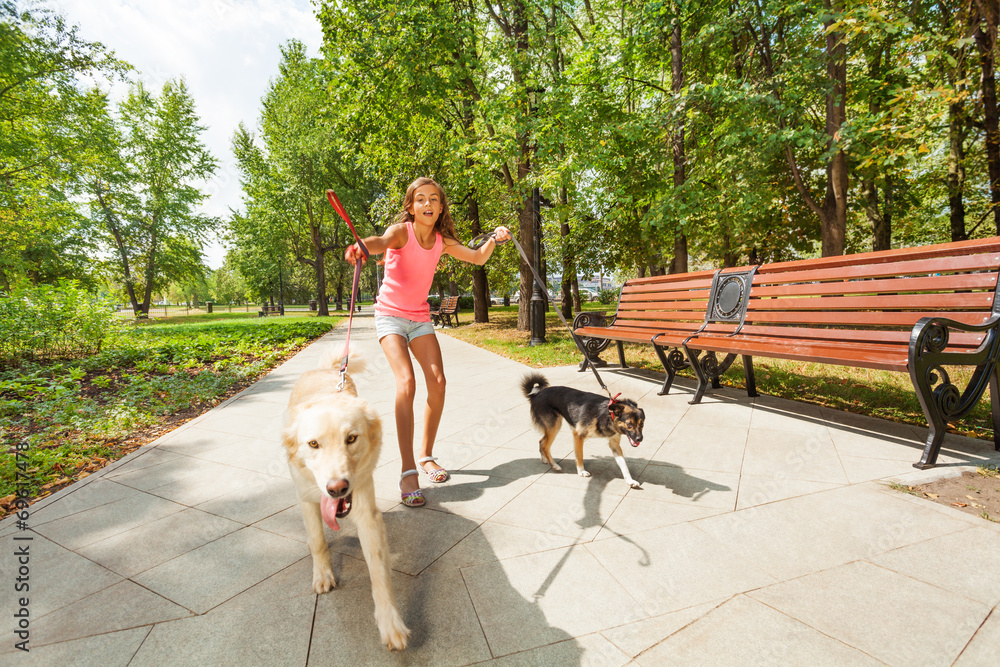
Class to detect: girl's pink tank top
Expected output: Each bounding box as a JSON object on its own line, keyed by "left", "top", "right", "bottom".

{"left": 374, "top": 221, "right": 444, "bottom": 322}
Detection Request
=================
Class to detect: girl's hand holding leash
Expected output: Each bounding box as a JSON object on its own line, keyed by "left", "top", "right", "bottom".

{"left": 467, "top": 226, "right": 512, "bottom": 250}
{"left": 345, "top": 243, "right": 367, "bottom": 266}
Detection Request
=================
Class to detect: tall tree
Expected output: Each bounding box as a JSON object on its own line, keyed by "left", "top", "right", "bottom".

{"left": 0, "top": 1, "right": 124, "bottom": 289}
{"left": 972, "top": 0, "right": 1000, "bottom": 232}
{"left": 233, "top": 41, "right": 378, "bottom": 316}
{"left": 86, "top": 80, "right": 218, "bottom": 315}
{"left": 776, "top": 0, "right": 850, "bottom": 256}
{"left": 669, "top": 5, "right": 689, "bottom": 273}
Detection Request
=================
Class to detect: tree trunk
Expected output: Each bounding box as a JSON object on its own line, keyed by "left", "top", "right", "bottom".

{"left": 516, "top": 193, "right": 533, "bottom": 331}
{"left": 822, "top": 0, "right": 848, "bottom": 256}
{"left": 669, "top": 233, "right": 688, "bottom": 274}
{"left": 140, "top": 227, "right": 157, "bottom": 315}
{"left": 722, "top": 233, "right": 738, "bottom": 268}
{"left": 669, "top": 14, "right": 689, "bottom": 273}
{"left": 863, "top": 177, "right": 892, "bottom": 250}
{"left": 96, "top": 185, "right": 141, "bottom": 314}
{"left": 783, "top": 0, "right": 848, "bottom": 257}
{"left": 973, "top": 0, "right": 1000, "bottom": 232}
{"left": 513, "top": 0, "right": 534, "bottom": 332}
{"left": 863, "top": 39, "right": 892, "bottom": 251}
{"left": 948, "top": 96, "right": 968, "bottom": 241}
{"left": 558, "top": 186, "right": 574, "bottom": 319}
{"left": 313, "top": 220, "right": 329, "bottom": 317}
{"left": 469, "top": 197, "right": 490, "bottom": 323}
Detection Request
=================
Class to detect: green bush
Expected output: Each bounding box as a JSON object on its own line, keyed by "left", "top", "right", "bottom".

{"left": 598, "top": 288, "right": 618, "bottom": 305}
{"left": 0, "top": 317, "right": 336, "bottom": 499}
{"left": 428, "top": 295, "right": 474, "bottom": 309}
{"left": 0, "top": 281, "right": 123, "bottom": 369}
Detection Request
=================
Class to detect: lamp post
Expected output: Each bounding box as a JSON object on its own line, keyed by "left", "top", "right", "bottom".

{"left": 528, "top": 86, "right": 546, "bottom": 346}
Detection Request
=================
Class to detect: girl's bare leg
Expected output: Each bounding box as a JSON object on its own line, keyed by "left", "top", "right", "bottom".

{"left": 380, "top": 334, "right": 420, "bottom": 496}
{"left": 409, "top": 334, "right": 447, "bottom": 475}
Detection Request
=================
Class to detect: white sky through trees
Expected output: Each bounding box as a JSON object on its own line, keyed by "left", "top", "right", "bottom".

{"left": 47, "top": 0, "right": 324, "bottom": 268}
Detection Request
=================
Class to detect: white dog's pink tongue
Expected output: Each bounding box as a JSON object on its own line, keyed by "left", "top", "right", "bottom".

{"left": 320, "top": 496, "right": 341, "bottom": 531}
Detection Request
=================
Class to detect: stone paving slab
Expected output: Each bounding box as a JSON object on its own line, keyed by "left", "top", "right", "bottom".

{"left": 3, "top": 311, "right": 1000, "bottom": 665}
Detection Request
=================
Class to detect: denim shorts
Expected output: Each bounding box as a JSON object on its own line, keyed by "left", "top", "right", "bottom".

{"left": 374, "top": 315, "right": 436, "bottom": 343}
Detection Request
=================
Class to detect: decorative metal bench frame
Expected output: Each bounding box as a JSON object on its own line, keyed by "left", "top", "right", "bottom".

{"left": 574, "top": 237, "right": 1000, "bottom": 469}
{"left": 681, "top": 237, "right": 1000, "bottom": 469}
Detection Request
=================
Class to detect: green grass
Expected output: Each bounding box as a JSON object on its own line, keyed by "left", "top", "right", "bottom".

{"left": 1, "top": 316, "right": 342, "bottom": 503}
{"left": 445, "top": 304, "right": 993, "bottom": 440}
{"left": 884, "top": 481, "right": 922, "bottom": 497}
{"left": 979, "top": 465, "right": 1000, "bottom": 479}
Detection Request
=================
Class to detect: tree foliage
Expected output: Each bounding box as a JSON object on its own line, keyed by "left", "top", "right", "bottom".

{"left": 83, "top": 80, "right": 218, "bottom": 315}
{"left": 300, "top": 0, "right": 1000, "bottom": 296}
{"left": 0, "top": 0, "right": 125, "bottom": 289}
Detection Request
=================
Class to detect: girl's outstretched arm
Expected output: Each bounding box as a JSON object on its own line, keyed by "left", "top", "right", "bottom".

{"left": 443, "top": 226, "right": 511, "bottom": 265}
{"left": 345, "top": 223, "right": 408, "bottom": 265}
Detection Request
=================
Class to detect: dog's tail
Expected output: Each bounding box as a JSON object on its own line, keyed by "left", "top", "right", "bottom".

{"left": 318, "top": 344, "right": 368, "bottom": 374}
{"left": 521, "top": 373, "right": 549, "bottom": 398}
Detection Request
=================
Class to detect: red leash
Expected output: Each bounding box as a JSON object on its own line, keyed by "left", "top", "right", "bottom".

{"left": 326, "top": 189, "right": 369, "bottom": 390}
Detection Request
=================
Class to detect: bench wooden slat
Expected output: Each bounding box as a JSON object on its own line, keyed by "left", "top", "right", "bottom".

{"left": 687, "top": 336, "right": 911, "bottom": 371}
{"left": 742, "top": 310, "right": 992, "bottom": 327}
{"left": 621, "top": 303, "right": 708, "bottom": 322}
{"left": 748, "top": 292, "right": 995, "bottom": 312}
{"left": 623, "top": 269, "right": 718, "bottom": 286}
{"left": 759, "top": 236, "right": 1000, "bottom": 273}
{"left": 751, "top": 272, "right": 999, "bottom": 298}
{"left": 620, "top": 290, "right": 714, "bottom": 303}
{"left": 736, "top": 324, "right": 987, "bottom": 347}
{"left": 693, "top": 332, "right": 982, "bottom": 358}
{"left": 756, "top": 252, "right": 1000, "bottom": 285}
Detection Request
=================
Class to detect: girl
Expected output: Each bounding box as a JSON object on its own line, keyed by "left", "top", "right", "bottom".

{"left": 345, "top": 177, "right": 510, "bottom": 507}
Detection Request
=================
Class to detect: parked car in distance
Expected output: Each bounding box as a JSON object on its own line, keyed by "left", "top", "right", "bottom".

{"left": 491, "top": 293, "right": 518, "bottom": 305}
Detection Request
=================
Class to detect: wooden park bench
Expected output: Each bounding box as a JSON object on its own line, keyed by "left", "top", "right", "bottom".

{"left": 430, "top": 295, "right": 460, "bottom": 327}
{"left": 573, "top": 268, "right": 751, "bottom": 395}
{"left": 677, "top": 236, "right": 1000, "bottom": 469}
{"left": 258, "top": 303, "right": 284, "bottom": 317}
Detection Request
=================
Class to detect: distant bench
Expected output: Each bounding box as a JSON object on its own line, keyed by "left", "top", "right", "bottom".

{"left": 430, "top": 295, "right": 460, "bottom": 327}
{"left": 575, "top": 237, "right": 1000, "bottom": 469}
{"left": 258, "top": 303, "right": 284, "bottom": 317}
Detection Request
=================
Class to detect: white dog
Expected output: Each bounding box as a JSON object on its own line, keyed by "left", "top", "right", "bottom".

{"left": 282, "top": 347, "right": 409, "bottom": 651}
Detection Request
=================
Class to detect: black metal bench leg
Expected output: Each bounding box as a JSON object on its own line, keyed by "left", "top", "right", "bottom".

{"left": 616, "top": 341, "right": 627, "bottom": 368}
{"left": 912, "top": 371, "right": 949, "bottom": 470}
{"left": 743, "top": 355, "right": 759, "bottom": 397}
{"left": 652, "top": 345, "right": 676, "bottom": 395}
{"left": 914, "top": 419, "right": 947, "bottom": 470}
{"left": 579, "top": 356, "right": 590, "bottom": 372}
{"left": 683, "top": 345, "right": 710, "bottom": 404}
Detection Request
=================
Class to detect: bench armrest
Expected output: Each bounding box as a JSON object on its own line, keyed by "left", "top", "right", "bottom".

{"left": 572, "top": 311, "right": 612, "bottom": 330}
{"left": 909, "top": 314, "right": 1000, "bottom": 424}
{"left": 910, "top": 314, "right": 1000, "bottom": 363}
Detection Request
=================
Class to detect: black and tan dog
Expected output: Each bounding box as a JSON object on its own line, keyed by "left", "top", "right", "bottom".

{"left": 521, "top": 373, "right": 644, "bottom": 489}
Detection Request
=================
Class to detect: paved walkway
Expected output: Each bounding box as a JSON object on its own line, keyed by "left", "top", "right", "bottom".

{"left": 3, "top": 314, "right": 1000, "bottom": 665}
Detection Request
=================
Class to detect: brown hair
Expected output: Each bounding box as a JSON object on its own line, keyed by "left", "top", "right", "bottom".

{"left": 393, "top": 177, "right": 458, "bottom": 242}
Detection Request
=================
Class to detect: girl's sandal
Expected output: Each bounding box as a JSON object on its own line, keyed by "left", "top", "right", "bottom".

{"left": 399, "top": 470, "right": 425, "bottom": 507}
{"left": 418, "top": 456, "right": 450, "bottom": 483}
